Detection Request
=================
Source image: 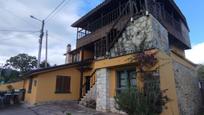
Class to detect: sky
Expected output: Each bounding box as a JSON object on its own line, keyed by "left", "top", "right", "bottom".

{"left": 175, "top": 0, "right": 204, "bottom": 64}
{"left": 0, "top": 0, "right": 203, "bottom": 66}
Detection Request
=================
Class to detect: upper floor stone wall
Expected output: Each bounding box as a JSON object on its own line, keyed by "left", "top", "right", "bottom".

{"left": 110, "top": 14, "right": 169, "bottom": 57}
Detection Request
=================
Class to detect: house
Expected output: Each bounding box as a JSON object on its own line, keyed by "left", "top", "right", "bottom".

{"left": 1, "top": 0, "right": 202, "bottom": 115}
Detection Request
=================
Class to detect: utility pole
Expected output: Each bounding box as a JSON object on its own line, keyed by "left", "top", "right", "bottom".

{"left": 30, "top": 15, "right": 45, "bottom": 69}
{"left": 45, "top": 30, "right": 48, "bottom": 68}
{"left": 29, "top": 0, "right": 67, "bottom": 69}
{"left": 38, "top": 20, "right": 45, "bottom": 69}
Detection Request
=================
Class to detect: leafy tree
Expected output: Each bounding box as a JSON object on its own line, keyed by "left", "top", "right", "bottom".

{"left": 197, "top": 65, "right": 204, "bottom": 80}
{"left": 40, "top": 60, "right": 51, "bottom": 68}
{"left": 0, "top": 68, "right": 20, "bottom": 83}
{"left": 4, "top": 53, "right": 37, "bottom": 73}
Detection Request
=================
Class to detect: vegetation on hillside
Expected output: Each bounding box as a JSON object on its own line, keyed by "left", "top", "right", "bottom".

{"left": 4, "top": 53, "right": 37, "bottom": 73}
{"left": 0, "top": 68, "right": 20, "bottom": 83}
{"left": 1, "top": 53, "right": 52, "bottom": 84}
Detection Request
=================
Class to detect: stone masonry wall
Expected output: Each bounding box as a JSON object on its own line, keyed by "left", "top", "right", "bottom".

{"left": 96, "top": 68, "right": 110, "bottom": 112}
{"left": 96, "top": 68, "right": 126, "bottom": 114}
{"left": 110, "top": 14, "right": 169, "bottom": 57}
{"left": 173, "top": 61, "right": 202, "bottom": 115}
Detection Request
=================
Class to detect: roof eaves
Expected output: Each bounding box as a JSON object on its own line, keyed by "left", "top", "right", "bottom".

{"left": 71, "top": 0, "right": 112, "bottom": 27}
{"left": 22, "top": 63, "right": 80, "bottom": 79}
{"left": 168, "top": 0, "right": 190, "bottom": 30}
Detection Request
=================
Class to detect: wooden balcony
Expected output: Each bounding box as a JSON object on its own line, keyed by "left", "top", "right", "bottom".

{"left": 76, "top": 15, "right": 130, "bottom": 48}
{"left": 148, "top": 0, "right": 191, "bottom": 49}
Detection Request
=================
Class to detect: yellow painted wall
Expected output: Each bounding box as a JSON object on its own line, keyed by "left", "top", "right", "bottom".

{"left": 96, "top": 50, "right": 180, "bottom": 115}
{"left": 24, "top": 67, "right": 81, "bottom": 105}
{"left": 171, "top": 51, "right": 196, "bottom": 70}
{"left": 24, "top": 77, "right": 38, "bottom": 105}
{"left": 157, "top": 51, "right": 180, "bottom": 115}
{"left": 170, "top": 45, "right": 185, "bottom": 57}
{"left": 0, "top": 81, "right": 24, "bottom": 91}
{"left": 94, "top": 54, "right": 135, "bottom": 69}
{"left": 109, "top": 68, "right": 116, "bottom": 97}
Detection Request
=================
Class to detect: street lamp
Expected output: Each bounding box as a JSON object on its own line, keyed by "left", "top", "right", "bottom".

{"left": 30, "top": 15, "right": 45, "bottom": 69}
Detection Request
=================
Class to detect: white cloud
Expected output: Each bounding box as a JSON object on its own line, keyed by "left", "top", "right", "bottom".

{"left": 0, "top": 0, "right": 102, "bottom": 66}
{"left": 185, "top": 42, "right": 204, "bottom": 64}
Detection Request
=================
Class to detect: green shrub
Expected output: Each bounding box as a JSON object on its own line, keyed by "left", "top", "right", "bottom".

{"left": 114, "top": 88, "right": 169, "bottom": 115}
{"left": 66, "top": 113, "right": 71, "bottom": 115}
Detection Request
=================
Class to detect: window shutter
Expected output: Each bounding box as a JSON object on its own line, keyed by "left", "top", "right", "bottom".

{"left": 55, "top": 76, "right": 71, "bottom": 93}
{"left": 56, "top": 76, "right": 60, "bottom": 92}
{"left": 67, "top": 77, "right": 71, "bottom": 92}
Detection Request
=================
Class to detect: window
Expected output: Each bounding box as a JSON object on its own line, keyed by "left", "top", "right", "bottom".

{"left": 28, "top": 78, "right": 33, "bottom": 93}
{"left": 116, "top": 68, "right": 136, "bottom": 94}
{"left": 72, "top": 52, "right": 80, "bottom": 63}
{"left": 56, "top": 76, "right": 71, "bottom": 93}
{"left": 34, "top": 80, "right": 37, "bottom": 87}
{"left": 94, "top": 38, "right": 106, "bottom": 58}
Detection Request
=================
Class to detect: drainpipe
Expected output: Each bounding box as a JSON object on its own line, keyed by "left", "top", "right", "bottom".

{"left": 79, "top": 67, "right": 83, "bottom": 100}
{"left": 79, "top": 49, "right": 84, "bottom": 100}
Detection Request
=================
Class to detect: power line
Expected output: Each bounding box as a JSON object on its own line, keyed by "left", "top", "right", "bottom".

{"left": 45, "top": 0, "right": 69, "bottom": 24}
{"left": 44, "top": 0, "right": 67, "bottom": 21}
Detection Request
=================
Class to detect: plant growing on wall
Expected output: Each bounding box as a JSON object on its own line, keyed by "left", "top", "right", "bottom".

{"left": 114, "top": 17, "right": 169, "bottom": 115}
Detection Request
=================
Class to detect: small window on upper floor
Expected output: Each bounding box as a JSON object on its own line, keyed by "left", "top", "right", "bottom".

{"left": 72, "top": 52, "right": 80, "bottom": 63}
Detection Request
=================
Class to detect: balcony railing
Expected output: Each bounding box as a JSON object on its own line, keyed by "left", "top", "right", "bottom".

{"left": 77, "top": 2, "right": 130, "bottom": 40}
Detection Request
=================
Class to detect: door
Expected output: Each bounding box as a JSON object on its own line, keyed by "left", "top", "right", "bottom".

{"left": 85, "top": 76, "right": 91, "bottom": 93}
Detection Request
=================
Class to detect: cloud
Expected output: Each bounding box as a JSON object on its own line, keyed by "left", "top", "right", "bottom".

{"left": 185, "top": 42, "right": 204, "bottom": 64}
{"left": 0, "top": 0, "right": 102, "bottom": 66}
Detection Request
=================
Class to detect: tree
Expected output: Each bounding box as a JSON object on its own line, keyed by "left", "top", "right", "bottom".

{"left": 0, "top": 68, "right": 20, "bottom": 83}
{"left": 197, "top": 65, "right": 204, "bottom": 80}
{"left": 4, "top": 53, "right": 37, "bottom": 73}
{"left": 40, "top": 60, "right": 51, "bottom": 68}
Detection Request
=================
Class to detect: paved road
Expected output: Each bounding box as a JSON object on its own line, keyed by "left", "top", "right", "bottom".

{"left": 0, "top": 102, "right": 120, "bottom": 115}
{"left": 0, "top": 105, "right": 36, "bottom": 115}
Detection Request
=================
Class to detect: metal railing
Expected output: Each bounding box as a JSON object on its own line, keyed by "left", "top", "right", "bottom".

{"left": 77, "top": 2, "right": 129, "bottom": 40}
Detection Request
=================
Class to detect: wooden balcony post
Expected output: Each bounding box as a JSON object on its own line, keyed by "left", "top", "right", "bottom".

{"left": 77, "top": 28, "right": 79, "bottom": 39}
{"left": 129, "top": 0, "right": 134, "bottom": 16}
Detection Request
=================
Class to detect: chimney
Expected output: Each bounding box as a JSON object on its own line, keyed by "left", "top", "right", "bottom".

{"left": 65, "top": 44, "right": 72, "bottom": 64}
